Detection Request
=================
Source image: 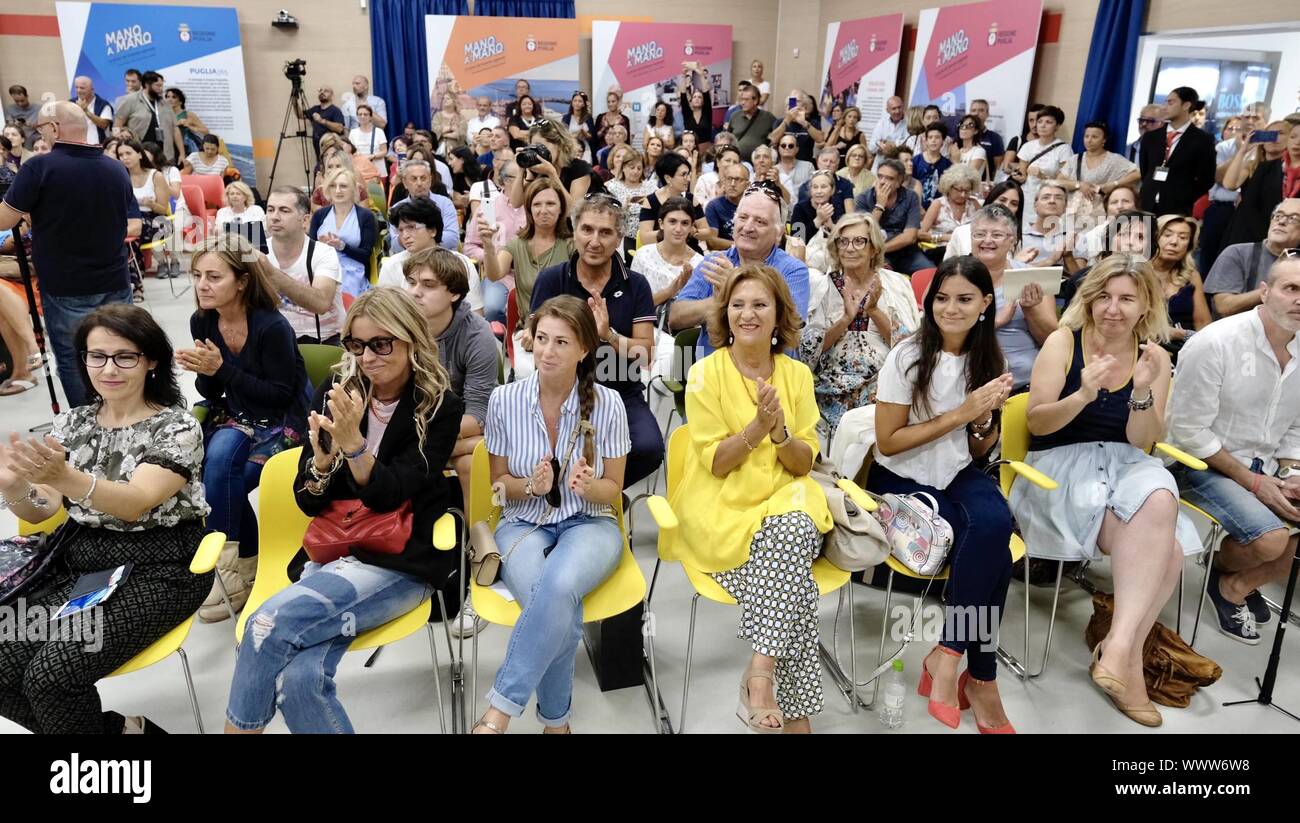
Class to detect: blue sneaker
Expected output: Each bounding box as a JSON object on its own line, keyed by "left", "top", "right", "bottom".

{"left": 1206, "top": 567, "right": 1260, "bottom": 645}
{"left": 1244, "top": 589, "right": 1273, "bottom": 627}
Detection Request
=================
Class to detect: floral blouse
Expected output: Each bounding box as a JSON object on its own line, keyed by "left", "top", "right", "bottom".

{"left": 51, "top": 404, "right": 210, "bottom": 531}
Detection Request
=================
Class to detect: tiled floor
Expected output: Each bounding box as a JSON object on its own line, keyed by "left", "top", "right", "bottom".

{"left": 2, "top": 275, "right": 1296, "bottom": 734}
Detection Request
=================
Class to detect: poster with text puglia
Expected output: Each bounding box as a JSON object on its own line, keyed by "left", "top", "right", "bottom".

{"left": 424, "top": 15, "right": 580, "bottom": 124}
{"left": 819, "top": 14, "right": 904, "bottom": 132}
{"left": 55, "top": 2, "right": 255, "bottom": 184}
{"left": 591, "top": 21, "right": 733, "bottom": 149}
{"left": 908, "top": 0, "right": 1043, "bottom": 141}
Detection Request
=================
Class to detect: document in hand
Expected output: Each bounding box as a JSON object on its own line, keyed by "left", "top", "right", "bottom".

{"left": 1002, "top": 266, "right": 1063, "bottom": 303}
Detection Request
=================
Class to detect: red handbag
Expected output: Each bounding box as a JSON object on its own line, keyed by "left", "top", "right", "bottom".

{"left": 302, "top": 499, "right": 414, "bottom": 564}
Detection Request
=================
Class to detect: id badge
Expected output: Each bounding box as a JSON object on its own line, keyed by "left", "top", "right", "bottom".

{"left": 1153, "top": 166, "right": 1169, "bottom": 182}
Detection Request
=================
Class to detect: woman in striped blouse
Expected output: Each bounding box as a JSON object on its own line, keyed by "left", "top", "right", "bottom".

{"left": 473, "top": 296, "right": 630, "bottom": 734}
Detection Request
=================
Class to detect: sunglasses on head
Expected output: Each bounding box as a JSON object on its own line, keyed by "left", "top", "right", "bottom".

{"left": 743, "top": 182, "right": 782, "bottom": 205}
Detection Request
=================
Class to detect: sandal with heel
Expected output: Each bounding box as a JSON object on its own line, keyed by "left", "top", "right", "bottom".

{"left": 737, "top": 668, "right": 784, "bottom": 734}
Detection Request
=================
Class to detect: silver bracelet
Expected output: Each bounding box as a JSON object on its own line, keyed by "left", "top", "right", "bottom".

{"left": 71, "top": 473, "right": 98, "bottom": 507}
{"left": 0, "top": 483, "right": 47, "bottom": 511}
{"left": 1128, "top": 389, "right": 1155, "bottom": 412}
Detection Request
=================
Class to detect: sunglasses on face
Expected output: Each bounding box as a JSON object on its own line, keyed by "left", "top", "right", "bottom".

{"left": 342, "top": 335, "right": 396, "bottom": 356}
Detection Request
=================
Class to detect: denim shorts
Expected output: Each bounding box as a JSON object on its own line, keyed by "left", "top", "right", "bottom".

{"left": 1170, "top": 462, "right": 1286, "bottom": 545}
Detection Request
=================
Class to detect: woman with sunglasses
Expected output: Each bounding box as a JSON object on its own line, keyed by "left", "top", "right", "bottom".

{"left": 178, "top": 234, "right": 310, "bottom": 623}
{"left": 472, "top": 296, "right": 629, "bottom": 734}
{"left": 0, "top": 305, "right": 211, "bottom": 734}
{"left": 225, "top": 288, "right": 463, "bottom": 734}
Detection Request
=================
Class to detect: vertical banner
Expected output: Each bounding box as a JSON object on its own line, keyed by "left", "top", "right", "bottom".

{"left": 55, "top": 2, "right": 256, "bottom": 185}
{"left": 424, "top": 15, "right": 580, "bottom": 125}
{"left": 819, "top": 14, "right": 904, "bottom": 133}
{"left": 908, "top": 0, "right": 1043, "bottom": 143}
{"left": 591, "top": 21, "right": 733, "bottom": 149}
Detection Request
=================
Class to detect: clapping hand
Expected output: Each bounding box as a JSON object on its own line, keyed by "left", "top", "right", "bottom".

{"left": 177, "top": 339, "right": 223, "bottom": 376}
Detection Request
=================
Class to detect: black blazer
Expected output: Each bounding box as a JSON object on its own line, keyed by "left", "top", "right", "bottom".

{"left": 294, "top": 377, "right": 464, "bottom": 586}
{"left": 1138, "top": 124, "right": 1216, "bottom": 216}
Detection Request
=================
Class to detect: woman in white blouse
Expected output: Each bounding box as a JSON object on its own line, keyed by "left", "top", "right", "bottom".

{"left": 349, "top": 104, "right": 388, "bottom": 180}
{"left": 214, "top": 181, "right": 265, "bottom": 231}
{"left": 631, "top": 196, "right": 702, "bottom": 382}
{"left": 1014, "top": 105, "right": 1072, "bottom": 229}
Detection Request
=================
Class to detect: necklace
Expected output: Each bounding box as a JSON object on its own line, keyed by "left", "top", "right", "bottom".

{"left": 370, "top": 396, "right": 399, "bottom": 423}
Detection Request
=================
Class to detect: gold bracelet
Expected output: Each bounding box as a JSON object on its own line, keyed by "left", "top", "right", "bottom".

{"left": 739, "top": 428, "right": 757, "bottom": 451}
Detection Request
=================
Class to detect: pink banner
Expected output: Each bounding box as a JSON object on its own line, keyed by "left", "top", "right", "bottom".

{"left": 606, "top": 23, "right": 732, "bottom": 93}
{"left": 826, "top": 15, "right": 903, "bottom": 98}
{"left": 916, "top": 0, "right": 1042, "bottom": 100}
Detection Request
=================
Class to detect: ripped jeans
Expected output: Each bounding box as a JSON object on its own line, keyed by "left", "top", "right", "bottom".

{"left": 224, "top": 556, "right": 431, "bottom": 733}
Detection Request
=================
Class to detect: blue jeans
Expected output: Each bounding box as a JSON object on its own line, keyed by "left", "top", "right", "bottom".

{"left": 482, "top": 277, "right": 508, "bottom": 326}
{"left": 487, "top": 513, "right": 622, "bottom": 726}
{"left": 621, "top": 389, "right": 665, "bottom": 488}
{"left": 40, "top": 287, "right": 133, "bottom": 408}
{"left": 867, "top": 462, "right": 1014, "bottom": 681}
{"left": 225, "top": 556, "right": 431, "bottom": 733}
{"left": 202, "top": 426, "right": 268, "bottom": 556}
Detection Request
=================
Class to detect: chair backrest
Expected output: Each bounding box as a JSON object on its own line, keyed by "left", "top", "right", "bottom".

{"left": 298, "top": 343, "right": 344, "bottom": 388}
{"left": 180, "top": 185, "right": 208, "bottom": 243}
{"left": 911, "top": 267, "right": 937, "bottom": 306}
{"left": 658, "top": 425, "right": 693, "bottom": 562}
{"left": 505, "top": 287, "right": 519, "bottom": 362}
{"left": 182, "top": 173, "right": 225, "bottom": 211}
{"left": 999, "top": 392, "right": 1031, "bottom": 495}
{"left": 237, "top": 447, "right": 312, "bottom": 639}
{"left": 18, "top": 507, "right": 69, "bottom": 536}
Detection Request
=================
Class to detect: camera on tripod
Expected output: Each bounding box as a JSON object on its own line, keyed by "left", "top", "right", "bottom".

{"left": 283, "top": 58, "right": 307, "bottom": 84}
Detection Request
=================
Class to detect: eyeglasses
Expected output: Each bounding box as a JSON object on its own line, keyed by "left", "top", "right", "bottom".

{"left": 342, "top": 335, "right": 396, "bottom": 356}
{"left": 1281, "top": 248, "right": 1300, "bottom": 258}
{"left": 1136, "top": 117, "right": 1160, "bottom": 126}
{"left": 835, "top": 237, "right": 871, "bottom": 250}
{"left": 971, "top": 230, "right": 1015, "bottom": 243}
{"left": 82, "top": 350, "right": 143, "bottom": 369}
{"left": 779, "top": 142, "right": 797, "bottom": 149}
{"left": 743, "top": 182, "right": 782, "bottom": 205}
{"left": 33, "top": 120, "right": 58, "bottom": 131}
{"left": 1271, "top": 213, "right": 1300, "bottom": 227}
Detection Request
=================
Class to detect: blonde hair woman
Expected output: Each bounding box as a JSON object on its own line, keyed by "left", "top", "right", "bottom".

{"left": 309, "top": 166, "right": 379, "bottom": 297}
{"left": 215, "top": 180, "right": 265, "bottom": 233}
{"left": 225, "top": 288, "right": 463, "bottom": 734}
{"left": 1013, "top": 255, "right": 1201, "bottom": 728}
{"left": 1150, "top": 215, "right": 1211, "bottom": 349}
{"left": 837, "top": 143, "right": 874, "bottom": 198}
{"left": 921, "top": 163, "right": 983, "bottom": 247}
{"left": 432, "top": 93, "right": 467, "bottom": 156}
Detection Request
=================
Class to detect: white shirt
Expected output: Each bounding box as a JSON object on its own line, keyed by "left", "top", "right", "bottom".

{"left": 377, "top": 247, "right": 484, "bottom": 313}
{"left": 694, "top": 171, "right": 721, "bottom": 205}
{"left": 874, "top": 341, "right": 973, "bottom": 488}
{"left": 349, "top": 126, "right": 388, "bottom": 178}
{"left": 1169, "top": 308, "right": 1300, "bottom": 476}
{"left": 630, "top": 243, "right": 702, "bottom": 302}
{"left": 80, "top": 97, "right": 113, "bottom": 144}
{"left": 268, "top": 237, "right": 345, "bottom": 341}
{"left": 186, "top": 152, "right": 229, "bottom": 176}
{"left": 215, "top": 204, "right": 265, "bottom": 230}
{"left": 1163, "top": 120, "right": 1190, "bottom": 163}
{"left": 467, "top": 114, "right": 501, "bottom": 143}
{"left": 1208, "top": 138, "right": 1241, "bottom": 203}
{"left": 341, "top": 93, "right": 388, "bottom": 130}
{"left": 778, "top": 159, "right": 814, "bottom": 198}
{"left": 869, "top": 116, "right": 909, "bottom": 152}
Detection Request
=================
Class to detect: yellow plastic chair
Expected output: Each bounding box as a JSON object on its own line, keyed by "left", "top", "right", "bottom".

{"left": 233, "top": 447, "right": 459, "bottom": 732}
{"left": 998, "top": 391, "right": 1209, "bottom": 678}
{"left": 20, "top": 510, "right": 228, "bottom": 733}
{"left": 464, "top": 439, "right": 649, "bottom": 728}
{"left": 646, "top": 425, "right": 878, "bottom": 730}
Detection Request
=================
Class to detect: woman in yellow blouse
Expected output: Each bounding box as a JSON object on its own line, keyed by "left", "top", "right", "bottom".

{"left": 670, "top": 263, "right": 832, "bottom": 734}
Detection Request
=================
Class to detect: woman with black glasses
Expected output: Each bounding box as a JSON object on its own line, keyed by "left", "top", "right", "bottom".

{"left": 224, "top": 288, "right": 463, "bottom": 734}
{"left": 0, "top": 305, "right": 212, "bottom": 734}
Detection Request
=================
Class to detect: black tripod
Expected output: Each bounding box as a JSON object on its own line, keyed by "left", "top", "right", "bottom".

{"left": 10, "top": 219, "right": 62, "bottom": 432}
{"left": 265, "top": 77, "right": 315, "bottom": 195}
{"left": 1222, "top": 540, "right": 1299, "bottom": 722}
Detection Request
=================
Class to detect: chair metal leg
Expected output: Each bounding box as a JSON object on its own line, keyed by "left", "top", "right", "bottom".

{"left": 177, "top": 648, "right": 203, "bottom": 735}
{"left": 874, "top": 569, "right": 895, "bottom": 706}
{"left": 425, "top": 624, "right": 447, "bottom": 734}
{"left": 1035, "top": 562, "right": 1065, "bottom": 679}
{"left": 1191, "top": 524, "right": 1222, "bottom": 648}
{"left": 1177, "top": 562, "right": 1185, "bottom": 636}
{"left": 680, "top": 593, "right": 699, "bottom": 733}
{"left": 471, "top": 625, "right": 480, "bottom": 728}
{"left": 642, "top": 604, "right": 674, "bottom": 734}
{"left": 848, "top": 583, "right": 859, "bottom": 712}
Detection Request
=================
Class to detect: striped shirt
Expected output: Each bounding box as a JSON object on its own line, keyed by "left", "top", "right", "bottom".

{"left": 484, "top": 373, "right": 631, "bottom": 524}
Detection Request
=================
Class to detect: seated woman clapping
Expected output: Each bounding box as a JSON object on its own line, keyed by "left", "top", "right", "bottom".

{"left": 224, "top": 288, "right": 463, "bottom": 734}
{"left": 0, "top": 305, "right": 210, "bottom": 734}
{"left": 472, "top": 296, "right": 630, "bottom": 734}
{"left": 668, "top": 264, "right": 833, "bottom": 734}
{"left": 1010, "top": 255, "right": 1200, "bottom": 728}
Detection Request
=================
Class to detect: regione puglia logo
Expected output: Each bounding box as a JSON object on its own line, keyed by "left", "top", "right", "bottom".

{"left": 178, "top": 23, "right": 191, "bottom": 42}
{"left": 987, "top": 23, "right": 999, "bottom": 47}
{"left": 464, "top": 35, "right": 505, "bottom": 65}
{"left": 684, "top": 40, "right": 695, "bottom": 56}
{"left": 526, "top": 36, "right": 537, "bottom": 52}
{"left": 839, "top": 39, "right": 859, "bottom": 68}
{"left": 626, "top": 41, "right": 664, "bottom": 68}
{"left": 104, "top": 24, "right": 152, "bottom": 56}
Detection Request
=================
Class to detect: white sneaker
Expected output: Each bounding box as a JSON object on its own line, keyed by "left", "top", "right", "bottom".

{"left": 450, "top": 602, "right": 487, "bottom": 638}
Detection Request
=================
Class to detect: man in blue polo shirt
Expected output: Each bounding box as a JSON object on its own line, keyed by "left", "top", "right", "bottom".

{"left": 1, "top": 101, "right": 140, "bottom": 407}
{"left": 854, "top": 158, "right": 929, "bottom": 274}
{"left": 670, "top": 183, "right": 810, "bottom": 360}
{"left": 531, "top": 194, "right": 663, "bottom": 488}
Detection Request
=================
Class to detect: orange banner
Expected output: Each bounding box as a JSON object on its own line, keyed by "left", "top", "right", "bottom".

{"left": 428, "top": 16, "right": 579, "bottom": 87}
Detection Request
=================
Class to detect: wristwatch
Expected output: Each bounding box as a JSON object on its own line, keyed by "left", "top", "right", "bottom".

{"left": 772, "top": 426, "right": 792, "bottom": 447}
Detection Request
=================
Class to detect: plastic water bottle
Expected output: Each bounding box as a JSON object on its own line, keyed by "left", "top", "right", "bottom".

{"left": 879, "top": 659, "right": 906, "bottom": 729}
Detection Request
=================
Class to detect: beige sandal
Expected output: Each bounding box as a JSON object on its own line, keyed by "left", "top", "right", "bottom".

{"left": 472, "top": 718, "right": 504, "bottom": 734}
{"left": 737, "top": 668, "right": 784, "bottom": 734}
